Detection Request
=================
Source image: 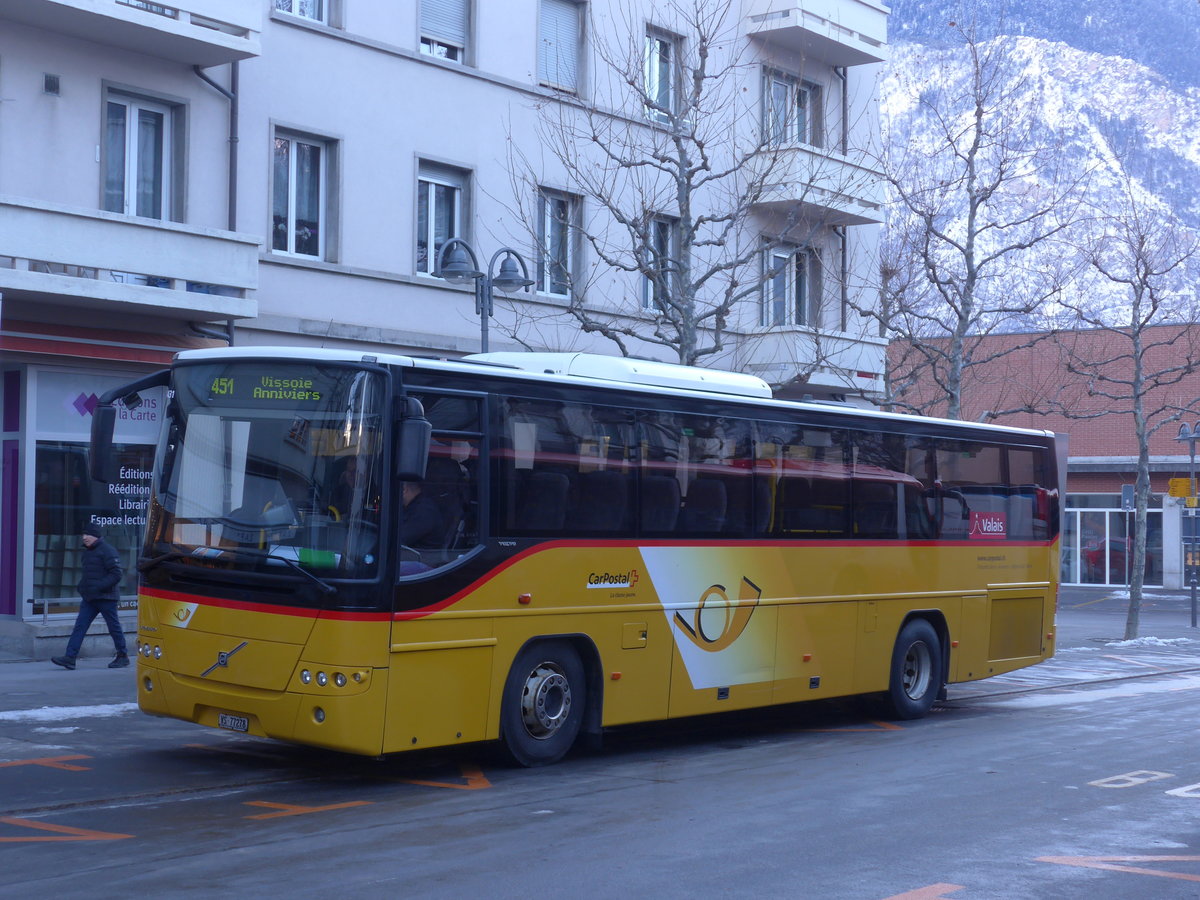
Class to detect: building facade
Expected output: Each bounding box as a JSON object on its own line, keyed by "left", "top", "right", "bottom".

{"left": 0, "top": 0, "right": 888, "bottom": 645}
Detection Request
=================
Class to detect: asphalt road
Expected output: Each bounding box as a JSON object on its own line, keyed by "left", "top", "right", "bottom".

{"left": 3, "top": 586, "right": 1200, "bottom": 899}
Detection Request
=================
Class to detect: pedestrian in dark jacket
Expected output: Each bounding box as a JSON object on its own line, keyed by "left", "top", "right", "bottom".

{"left": 51, "top": 524, "right": 129, "bottom": 670}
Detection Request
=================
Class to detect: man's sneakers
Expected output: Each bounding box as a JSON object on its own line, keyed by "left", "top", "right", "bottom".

{"left": 51, "top": 654, "right": 129, "bottom": 669}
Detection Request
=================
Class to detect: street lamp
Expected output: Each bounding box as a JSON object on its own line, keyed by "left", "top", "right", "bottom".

{"left": 435, "top": 238, "right": 534, "bottom": 353}
{"left": 1174, "top": 421, "right": 1200, "bottom": 627}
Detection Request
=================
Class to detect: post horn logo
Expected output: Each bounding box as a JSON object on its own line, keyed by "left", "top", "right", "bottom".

{"left": 674, "top": 577, "right": 762, "bottom": 652}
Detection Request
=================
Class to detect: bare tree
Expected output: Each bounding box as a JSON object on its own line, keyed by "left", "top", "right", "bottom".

{"left": 871, "top": 16, "right": 1084, "bottom": 419}
{"left": 500, "top": 0, "right": 877, "bottom": 370}
{"left": 1053, "top": 174, "right": 1200, "bottom": 639}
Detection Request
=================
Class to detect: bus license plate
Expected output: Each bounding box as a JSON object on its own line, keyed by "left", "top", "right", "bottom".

{"left": 218, "top": 713, "right": 249, "bottom": 733}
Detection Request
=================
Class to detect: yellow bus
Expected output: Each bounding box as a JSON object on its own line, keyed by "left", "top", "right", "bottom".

{"left": 91, "top": 349, "right": 1064, "bottom": 765}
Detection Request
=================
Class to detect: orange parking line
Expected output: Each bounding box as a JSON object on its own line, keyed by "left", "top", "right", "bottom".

{"left": 0, "top": 816, "right": 132, "bottom": 842}
{"left": 1038, "top": 855, "right": 1200, "bottom": 882}
{"left": 243, "top": 800, "right": 372, "bottom": 819}
{"left": 882, "top": 883, "right": 964, "bottom": 899}
{"left": 0, "top": 755, "right": 92, "bottom": 771}
{"left": 397, "top": 763, "right": 492, "bottom": 790}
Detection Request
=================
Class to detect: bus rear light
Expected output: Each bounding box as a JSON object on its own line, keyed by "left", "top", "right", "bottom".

{"left": 518, "top": 593, "right": 532, "bottom": 605}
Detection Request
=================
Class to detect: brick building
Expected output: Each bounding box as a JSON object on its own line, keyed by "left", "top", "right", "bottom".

{"left": 890, "top": 326, "right": 1200, "bottom": 588}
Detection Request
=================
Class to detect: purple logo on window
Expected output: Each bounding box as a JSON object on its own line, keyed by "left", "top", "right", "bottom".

{"left": 73, "top": 393, "right": 99, "bottom": 416}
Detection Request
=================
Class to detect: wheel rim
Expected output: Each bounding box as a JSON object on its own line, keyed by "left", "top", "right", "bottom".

{"left": 902, "top": 640, "right": 933, "bottom": 700}
{"left": 519, "top": 661, "right": 572, "bottom": 740}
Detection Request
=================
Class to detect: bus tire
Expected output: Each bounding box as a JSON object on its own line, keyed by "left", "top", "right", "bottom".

{"left": 884, "top": 619, "right": 941, "bottom": 720}
{"left": 500, "top": 640, "right": 585, "bottom": 767}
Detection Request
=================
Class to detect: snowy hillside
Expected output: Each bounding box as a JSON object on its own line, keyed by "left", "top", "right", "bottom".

{"left": 880, "top": 32, "right": 1200, "bottom": 324}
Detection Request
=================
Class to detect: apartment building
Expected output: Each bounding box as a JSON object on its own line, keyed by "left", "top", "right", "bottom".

{"left": 0, "top": 0, "right": 887, "bottom": 643}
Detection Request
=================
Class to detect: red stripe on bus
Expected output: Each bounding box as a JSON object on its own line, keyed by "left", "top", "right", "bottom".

{"left": 391, "top": 537, "right": 1054, "bottom": 620}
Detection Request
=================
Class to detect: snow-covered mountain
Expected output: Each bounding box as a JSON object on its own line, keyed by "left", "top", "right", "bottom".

{"left": 881, "top": 4, "right": 1200, "bottom": 325}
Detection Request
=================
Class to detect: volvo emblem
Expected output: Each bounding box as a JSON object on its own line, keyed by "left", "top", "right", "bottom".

{"left": 200, "top": 641, "right": 248, "bottom": 677}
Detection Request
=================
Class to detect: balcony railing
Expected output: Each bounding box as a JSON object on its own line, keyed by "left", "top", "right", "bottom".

{"left": 0, "top": 0, "right": 261, "bottom": 66}
{"left": 742, "top": 0, "right": 888, "bottom": 67}
{"left": 0, "top": 196, "right": 258, "bottom": 322}
{"left": 751, "top": 143, "right": 884, "bottom": 226}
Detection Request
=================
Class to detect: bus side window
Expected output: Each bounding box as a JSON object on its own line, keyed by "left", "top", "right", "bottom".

{"left": 568, "top": 404, "right": 635, "bottom": 534}
{"left": 497, "top": 397, "right": 579, "bottom": 536}
{"left": 759, "top": 424, "right": 850, "bottom": 539}
{"left": 404, "top": 393, "right": 482, "bottom": 566}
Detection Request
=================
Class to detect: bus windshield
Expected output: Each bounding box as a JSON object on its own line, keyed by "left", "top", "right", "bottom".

{"left": 150, "top": 361, "right": 386, "bottom": 580}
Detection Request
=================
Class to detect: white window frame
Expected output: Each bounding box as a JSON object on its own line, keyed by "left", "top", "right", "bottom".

{"left": 539, "top": 0, "right": 583, "bottom": 93}
{"left": 416, "top": 162, "right": 468, "bottom": 275}
{"left": 644, "top": 29, "right": 678, "bottom": 123}
{"left": 275, "top": 0, "right": 326, "bottom": 23}
{"left": 271, "top": 131, "right": 330, "bottom": 259}
{"left": 420, "top": 0, "right": 469, "bottom": 62}
{"left": 641, "top": 216, "right": 678, "bottom": 311}
{"left": 764, "top": 70, "right": 823, "bottom": 148}
{"left": 762, "top": 244, "right": 821, "bottom": 327}
{"left": 102, "top": 94, "right": 174, "bottom": 220}
{"left": 537, "top": 188, "right": 577, "bottom": 297}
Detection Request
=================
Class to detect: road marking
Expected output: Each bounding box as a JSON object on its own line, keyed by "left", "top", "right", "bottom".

{"left": 1165, "top": 782, "right": 1200, "bottom": 798}
{"left": 243, "top": 800, "right": 373, "bottom": 819}
{"left": 1102, "top": 654, "right": 1166, "bottom": 670}
{"left": 396, "top": 763, "right": 492, "bottom": 791}
{"left": 1088, "top": 770, "right": 1173, "bottom": 789}
{"left": 0, "top": 755, "right": 92, "bottom": 771}
{"left": 0, "top": 817, "right": 132, "bottom": 842}
{"left": 881, "top": 884, "right": 964, "bottom": 899}
{"left": 1038, "top": 855, "right": 1200, "bottom": 882}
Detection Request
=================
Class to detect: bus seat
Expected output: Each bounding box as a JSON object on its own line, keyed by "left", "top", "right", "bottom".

{"left": 572, "top": 469, "right": 630, "bottom": 532}
{"left": 681, "top": 478, "right": 727, "bottom": 533}
{"left": 640, "top": 475, "right": 681, "bottom": 533}
{"left": 854, "top": 482, "right": 897, "bottom": 538}
{"left": 515, "top": 471, "right": 570, "bottom": 532}
{"left": 424, "top": 457, "right": 467, "bottom": 549}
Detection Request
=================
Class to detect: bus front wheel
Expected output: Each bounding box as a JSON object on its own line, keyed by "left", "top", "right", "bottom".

{"left": 500, "top": 640, "right": 585, "bottom": 767}
{"left": 885, "top": 619, "right": 942, "bottom": 720}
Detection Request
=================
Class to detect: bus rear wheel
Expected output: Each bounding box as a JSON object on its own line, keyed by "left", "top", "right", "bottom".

{"left": 500, "top": 640, "right": 585, "bottom": 767}
{"left": 885, "top": 619, "right": 942, "bottom": 720}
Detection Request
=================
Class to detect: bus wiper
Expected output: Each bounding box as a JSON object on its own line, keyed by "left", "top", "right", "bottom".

{"left": 138, "top": 550, "right": 187, "bottom": 572}
{"left": 138, "top": 545, "right": 336, "bottom": 595}
{"left": 238, "top": 548, "right": 338, "bottom": 595}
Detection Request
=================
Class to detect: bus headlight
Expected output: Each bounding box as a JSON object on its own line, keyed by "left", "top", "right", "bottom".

{"left": 300, "top": 669, "right": 312, "bottom": 684}
{"left": 316, "top": 671, "right": 328, "bottom": 687}
{"left": 334, "top": 673, "right": 346, "bottom": 687}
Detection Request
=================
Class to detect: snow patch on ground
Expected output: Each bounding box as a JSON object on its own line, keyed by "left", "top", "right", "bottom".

{"left": 1103, "top": 637, "right": 1197, "bottom": 648}
{"left": 0, "top": 703, "right": 137, "bottom": 723}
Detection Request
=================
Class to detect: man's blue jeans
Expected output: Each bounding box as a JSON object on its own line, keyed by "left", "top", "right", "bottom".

{"left": 64, "top": 598, "right": 128, "bottom": 659}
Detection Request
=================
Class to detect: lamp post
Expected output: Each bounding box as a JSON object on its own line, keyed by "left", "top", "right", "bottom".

{"left": 1175, "top": 421, "right": 1200, "bottom": 627}
{"left": 435, "top": 238, "right": 534, "bottom": 353}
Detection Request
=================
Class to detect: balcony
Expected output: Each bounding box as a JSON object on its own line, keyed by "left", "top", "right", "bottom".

{"left": 0, "top": 196, "right": 258, "bottom": 323}
{"left": 0, "top": 0, "right": 261, "bottom": 67}
{"left": 741, "top": 331, "right": 887, "bottom": 397}
{"left": 743, "top": 0, "right": 888, "bottom": 67}
{"left": 751, "top": 143, "right": 884, "bottom": 226}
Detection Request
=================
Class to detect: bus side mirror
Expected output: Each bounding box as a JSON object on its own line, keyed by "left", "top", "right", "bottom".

{"left": 396, "top": 397, "right": 431, "bottom": 481}
{"left": 90, "top": 404, "right": 117, "bottom": 483}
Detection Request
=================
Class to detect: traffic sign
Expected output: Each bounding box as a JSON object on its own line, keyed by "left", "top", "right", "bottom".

{"left": 1170, "top": 478, "right": 1192, "bottom": 498}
